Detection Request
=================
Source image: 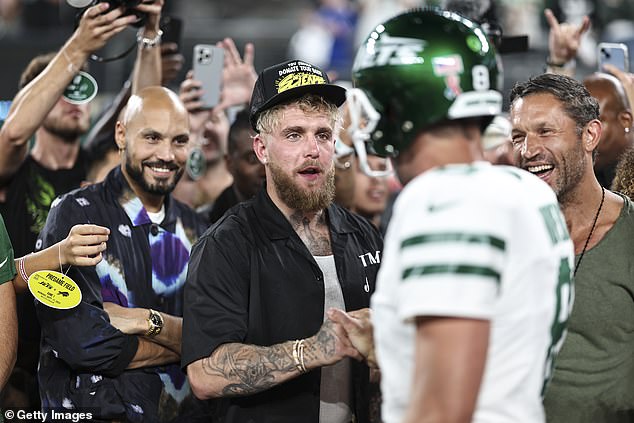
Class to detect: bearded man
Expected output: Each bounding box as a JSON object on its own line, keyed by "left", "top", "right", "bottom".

{"left": 0, "top": 2, "right": 164, "bottom": 408}
{"left": 182, "top": 60, "right": 384, "bottom": 423}
{"left": 35, "top": 87, "right": 210, "bottom": 422}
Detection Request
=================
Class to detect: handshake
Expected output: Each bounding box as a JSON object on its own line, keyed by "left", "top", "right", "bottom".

{"left": 318, "top": 307, "right": 378, "bottom": 369}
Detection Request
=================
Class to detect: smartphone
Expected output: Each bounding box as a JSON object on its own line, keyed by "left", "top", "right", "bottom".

{"left": 598, "top": 42, "right": 629, "bottom": 73}
{"left": 193, "top": 44, "right": 224, "bottom": 109}
{"left": 160, "top": 16, "right": 182, "bottom": 49}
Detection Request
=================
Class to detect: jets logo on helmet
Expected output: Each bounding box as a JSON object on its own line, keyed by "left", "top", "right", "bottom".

{"left": 355, "top": 34, "right": 426, "bottom": 68}
{"left": 349, "top": 8, "right": 503, "bottom": 168}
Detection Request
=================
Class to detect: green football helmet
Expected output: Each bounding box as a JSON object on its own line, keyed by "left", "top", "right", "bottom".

{"left": 349, "top": 8, "right": 503, "bottom": 162}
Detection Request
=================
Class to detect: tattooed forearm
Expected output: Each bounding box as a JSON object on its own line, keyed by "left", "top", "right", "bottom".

{"left": 201, "top": 342, "right": 298, "bottom": 397}
{"left": 196, "top": 321, "right": 350, "bottom": 397}
{"left": 314, "top": 320, "right": 337, "bottom": 357}
{"left": 296, "top": 320, "right": 339, "bottom": 367}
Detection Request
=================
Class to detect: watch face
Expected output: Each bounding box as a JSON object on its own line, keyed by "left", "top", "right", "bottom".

{"left": 150, "top": 312, "right": 162, "bottom": 326}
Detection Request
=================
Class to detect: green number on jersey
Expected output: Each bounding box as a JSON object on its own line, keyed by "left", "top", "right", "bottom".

{"left": 538, "top": 203, "right": 573, "bottom": 396}
{"left": 539, "top": 204, "right": 570, "bottom": 245}
{"left": 541, "top": 257, "right": 573, "bottom": 396}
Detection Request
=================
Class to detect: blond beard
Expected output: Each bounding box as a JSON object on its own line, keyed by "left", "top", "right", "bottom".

{"left": 269, "top": 161, "right": 335, "bottom": 212}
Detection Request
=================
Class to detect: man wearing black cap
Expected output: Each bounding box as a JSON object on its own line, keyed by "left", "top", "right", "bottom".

{"left": 182, "top": 59, "right": 383, "bottom": 423}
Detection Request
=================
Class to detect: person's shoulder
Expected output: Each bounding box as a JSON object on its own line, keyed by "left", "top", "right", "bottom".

{"left": 198, "top": 199, "right": 257, "bottom": 243}
{"left": 404, "top": 163, "right": 555, "bottom": 209}
{"left": 49, "top": 180, "right": 106, "bottom": 212}
{"left": 613, "top": 192, "right": 634, "bottom": 228}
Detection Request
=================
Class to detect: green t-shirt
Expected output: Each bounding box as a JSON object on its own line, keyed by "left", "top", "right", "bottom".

{"left": 544, "top": 193, "right": 634, "bottom": 422}
{"left": 0, "top": 213, "right": 16, "bottom": 284}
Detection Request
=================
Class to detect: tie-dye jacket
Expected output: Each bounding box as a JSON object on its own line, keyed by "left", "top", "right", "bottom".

{"left": 35, "top": 166, "right": 210, "bottom": 422}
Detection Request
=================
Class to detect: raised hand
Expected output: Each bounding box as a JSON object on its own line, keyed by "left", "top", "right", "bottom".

{"left": 70, "top": 3, "right": 138, "bottom": 55}
{"left": 544, "top": 8, "right": 591, "bottom": 65}
{"left": 179, "top": 71, "right": 210, "bottom": 137}
{"left": 216, "top": 38, "right": 257, "bottom": 110}
{"left": 59, "top": 224, "right": 109, "bottom": 267}
{"left": 328, "top": 307, "right": 378, "bottom": 368}
{"left": 134, "top": 0, "right": 164, "bottom": 33}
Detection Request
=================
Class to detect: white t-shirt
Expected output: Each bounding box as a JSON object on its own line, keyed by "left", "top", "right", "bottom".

{"left": 372, "top": 162, "right": 574, "bottom": 423}
{"left": 314, "top": 255, "right": 352, "bottom": 423}
{"left": 146, "top": 205, "right": 165, "bottom": 224}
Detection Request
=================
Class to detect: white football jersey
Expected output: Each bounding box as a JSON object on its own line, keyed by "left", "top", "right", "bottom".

{"left": 372, "top": 162, "right": 574, "bottom": 423}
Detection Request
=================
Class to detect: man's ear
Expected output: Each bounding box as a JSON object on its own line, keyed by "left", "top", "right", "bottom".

{"left": 253, "top": 134, "right": 268, "bottom": 165}
{"left": 585, "top": 119, "right": 602, "bottom": 152}
{"left": 618, "top": 110, "right": 633, "bottom": 135}
{"left": 114, "top": 121, "right": 126, "bottom": 151}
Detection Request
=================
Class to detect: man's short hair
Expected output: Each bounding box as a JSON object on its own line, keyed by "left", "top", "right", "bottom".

{"left": 256, "top": 94, "right": 341, "bottom": 136}
{"left": 19, "top": 51, "right": 89, "bottom": 90}
{"left": 19, "top": 52, "right": 57, "bottom": 90}
{"left": 510, "top": 73, "right": 600, "bottom": 137}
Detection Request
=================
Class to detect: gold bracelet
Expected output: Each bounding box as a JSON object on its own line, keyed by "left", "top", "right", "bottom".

{"left": 298, "top": 339, "right": 307, "bottom": 373}
{"left": 292, "top": 340, "right": 307, "bottom": 374}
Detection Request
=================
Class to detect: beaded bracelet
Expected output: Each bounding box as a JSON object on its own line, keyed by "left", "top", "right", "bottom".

{"left": 137, "top": 29, "right": 163, "bottom": 49}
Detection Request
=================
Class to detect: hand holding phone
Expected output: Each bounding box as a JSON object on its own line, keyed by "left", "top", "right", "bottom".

{"left": 598, "top": 42, "right": 629, "bottom": 73}
{"left": 193, "top": 44, "right": 224, "bottom": 109}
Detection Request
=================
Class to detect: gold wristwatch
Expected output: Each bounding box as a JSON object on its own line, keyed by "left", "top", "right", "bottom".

{"left": 146, "top": 309, "right": 164, "bottom": 337}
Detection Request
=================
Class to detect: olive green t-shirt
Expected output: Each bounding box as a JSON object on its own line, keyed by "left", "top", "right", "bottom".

{"left": 0, "top": 213, "right": 16, "bottom": 284}
{"left": 544, "top": 193, "right": 634, "bottom": 422}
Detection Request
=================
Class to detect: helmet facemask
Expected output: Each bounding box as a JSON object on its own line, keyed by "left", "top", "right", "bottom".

{"left": 346, "top": 88, "right": 394, "bottom": 178}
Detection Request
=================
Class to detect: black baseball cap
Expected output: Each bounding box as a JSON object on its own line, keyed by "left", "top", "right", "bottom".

{"left": 249, "top": 59, "right": 347, "bottom": 131}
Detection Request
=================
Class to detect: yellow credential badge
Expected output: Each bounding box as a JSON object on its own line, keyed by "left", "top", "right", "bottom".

{"left": 27, "top": 270, "right": 82, "bottom": 309}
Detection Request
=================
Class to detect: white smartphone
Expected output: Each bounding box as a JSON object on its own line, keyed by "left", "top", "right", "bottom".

{"left": 193, "top": 44, "right": 224, "bottom": 109}
{"left": 598, "top": 42, "right": 629, "bottom": 73}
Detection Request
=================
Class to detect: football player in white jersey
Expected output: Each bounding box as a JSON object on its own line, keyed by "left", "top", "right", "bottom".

{"left": 328, "top": 8, "right": 575, "bottom": 423}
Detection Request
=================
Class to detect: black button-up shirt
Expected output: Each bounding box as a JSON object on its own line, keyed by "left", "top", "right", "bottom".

{"left": 36, "top": 167, "right": 208, "bottom": 422}
{"left": 182, "top": 189, "right": 383, "bottom": 423}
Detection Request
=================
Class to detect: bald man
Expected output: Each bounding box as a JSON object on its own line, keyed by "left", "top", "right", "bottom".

{"left": 35, "top": 87, "right": 209, "bottom": 422}
{"left": 583, "top": 73, "right": 634, "bottom": 188}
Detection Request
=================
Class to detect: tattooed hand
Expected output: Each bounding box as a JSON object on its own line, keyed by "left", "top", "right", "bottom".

{"left": 305, "top": 318, "right": 363, "bottom": 366}
{"left": 328, "top": 308, "right": 378, "bottom": 368}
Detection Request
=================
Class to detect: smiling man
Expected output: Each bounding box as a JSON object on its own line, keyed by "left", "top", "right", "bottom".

{"left": 510, "top": 73, "right": 634, "bottom": 423}
{"left": 0, "top": 2, "right": 165, "bottom": 408}
{"left": 34, "top": 86, "right": 209, "bottom": 422}
{"left": 182, "top": 60, "right": 383, "bottom": 423}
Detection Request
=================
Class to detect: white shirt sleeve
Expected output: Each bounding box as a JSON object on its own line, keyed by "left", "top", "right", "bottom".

{"left": 391, "top": 195, "right": 510, "bottom": 322}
